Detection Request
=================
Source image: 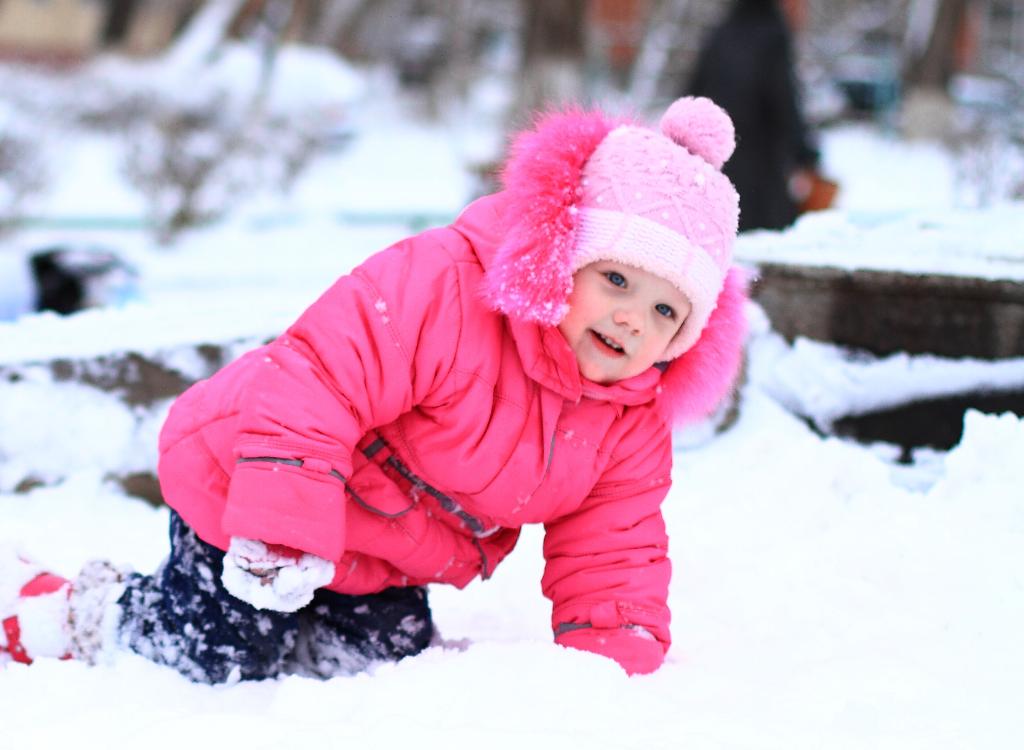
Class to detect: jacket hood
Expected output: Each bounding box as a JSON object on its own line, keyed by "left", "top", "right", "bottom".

{"left": 452, "top": 108, "right": 749, "bottom": 427}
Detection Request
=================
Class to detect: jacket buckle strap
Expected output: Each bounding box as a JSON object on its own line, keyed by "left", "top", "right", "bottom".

{"left": 359, "top": 435, "right": 501, "bottom": 539}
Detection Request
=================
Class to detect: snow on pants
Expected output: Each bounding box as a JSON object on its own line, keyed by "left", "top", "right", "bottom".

{"left": 115, "top": 510, "right": 434, "bottom": 684}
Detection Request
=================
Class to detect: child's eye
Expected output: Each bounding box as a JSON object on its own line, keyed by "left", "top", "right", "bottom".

{"left": 604, "top": 271, "right": 626, "bottom": 287}
{"left": 655, "top": 303, "right": 675, "bottom": 319}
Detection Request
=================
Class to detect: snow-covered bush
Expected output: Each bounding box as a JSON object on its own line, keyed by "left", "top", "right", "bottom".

{"left": 121, "top": 101, "right": 239, "bottom": 242}
{"left": 0, "top": 108, "right": 46, "bottom": 234}
{"left": 94, "top": 41, "right": 363, "bottom": 242}
{"left": 0, "top": 31, "right": 365, "bottom": 243}
{"left": 121, "top": 97, "right": 325, "bottom": 242}
{"left": 953, "top": 123, "right": 1024, "bottom": 208}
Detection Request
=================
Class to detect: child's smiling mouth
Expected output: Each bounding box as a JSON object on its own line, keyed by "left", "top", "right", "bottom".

{"left": 590, "top": 329, "right": 626, "bottom": 355}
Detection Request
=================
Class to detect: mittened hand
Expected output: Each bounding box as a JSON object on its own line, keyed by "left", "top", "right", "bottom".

{"left": 221, "top": 537, "right": 335, "bottom": 613}
{"left": 556, "top": 625, "right": 666, "bottom": 676}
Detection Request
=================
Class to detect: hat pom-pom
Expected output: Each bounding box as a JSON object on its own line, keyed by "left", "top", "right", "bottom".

{"left": 659, "top": 96, "right": 735, "bottom": 169}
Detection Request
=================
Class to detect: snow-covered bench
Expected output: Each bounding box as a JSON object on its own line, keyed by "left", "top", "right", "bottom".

{"left": 738, "top": 206, "right": 1024, "bottom": 454}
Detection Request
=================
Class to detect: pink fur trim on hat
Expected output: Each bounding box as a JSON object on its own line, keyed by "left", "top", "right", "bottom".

{"left": 482, "top": 108, "right": 633, "bottom": 326}
{"left": 657, "top": 267, "right": 748, "bottom": 426}
{"left": 482, "top": 102, "right": 748, "bottom": 427}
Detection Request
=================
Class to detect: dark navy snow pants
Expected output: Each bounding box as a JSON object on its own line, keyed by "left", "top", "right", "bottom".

{"left": 115, "top": 511, "right": 433, "bottom": 684}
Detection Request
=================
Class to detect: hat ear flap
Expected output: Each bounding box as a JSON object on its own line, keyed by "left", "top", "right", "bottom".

{"left": 657, "top": 266, "right": 749, "bottom": 426}
{"left": 482, "top": 108, "right": 630, "bottom": 326}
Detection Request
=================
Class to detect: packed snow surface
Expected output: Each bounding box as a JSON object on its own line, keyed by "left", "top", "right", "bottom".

{"left": 753, "top": 330, "right": 1024, "bottom": 428}
{"left": 736, "top": 124, "right": 1024, "bottom": 281}
{"left": 735, "top": 203, "right": 1024, "bottom": 281}
{"left": 2, "top": 392, "right": 1022, "bottom": 748}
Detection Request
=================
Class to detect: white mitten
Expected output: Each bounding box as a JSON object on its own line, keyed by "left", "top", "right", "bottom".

{"left": 221, "top": 537, "right": 335, "bottom": 613}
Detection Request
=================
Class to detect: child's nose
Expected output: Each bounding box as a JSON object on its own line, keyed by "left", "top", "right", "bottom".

{"left": 613, "top": 307, "right": 643, "bottom": 335}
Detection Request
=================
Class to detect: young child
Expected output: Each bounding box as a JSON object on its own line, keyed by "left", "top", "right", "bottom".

{"left": 2, "top": 96, "right": 747, "bottom": 681}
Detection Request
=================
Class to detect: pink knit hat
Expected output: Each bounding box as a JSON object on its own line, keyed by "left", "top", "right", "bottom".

{"left": 572, "top": 97, "right": 739, "bottom": 359}
{"left": 484, "top": 96, "right": 741, "bottom": 361}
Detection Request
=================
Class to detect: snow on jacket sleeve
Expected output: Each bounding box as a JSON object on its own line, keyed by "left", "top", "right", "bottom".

{"left": 542, "top": 411, "right": 673, "bottom": 675}
{"left": 221, "top": 230, "right": 465, "bottom": 561}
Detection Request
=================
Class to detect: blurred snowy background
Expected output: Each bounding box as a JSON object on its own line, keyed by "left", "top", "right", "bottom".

{"left": 1, "top": 1, "right": 1023, "bottom": 748}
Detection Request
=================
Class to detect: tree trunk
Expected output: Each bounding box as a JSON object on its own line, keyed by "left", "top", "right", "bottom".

{"left": 904, "top": 0, "right": 968, "bottom": 90}
{"left": 305, "top": 0, "right": 370, "bottom": 49}
{"left": 901, "top": 0, "right": 969, "bottom": 141}
{"left": 101, "top": 0, "right": 140, "bottom": 47}
{"left": 163, "top": 0, "right": 248, "bottom": 68}
{"left": 514, "top": 0, "right": 587, "bottom": 122}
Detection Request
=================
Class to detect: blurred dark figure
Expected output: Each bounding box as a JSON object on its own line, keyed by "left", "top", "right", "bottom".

{"left": 0, "top": 247, "right": 137, "bottom": 321}
{"left": 30, "top": 250, "right": 90, "bottom": 315}
{"left": 688, "top": 0, "right": 820, "bottom": 232}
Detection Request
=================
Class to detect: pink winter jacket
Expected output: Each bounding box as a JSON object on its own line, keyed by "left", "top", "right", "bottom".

{"left": 158, "top": 125, "right": 747, "bottom": 678}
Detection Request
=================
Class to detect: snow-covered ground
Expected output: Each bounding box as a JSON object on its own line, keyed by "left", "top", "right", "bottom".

{"left": 3, "top": 383, "right": 1021, "bottom": 749}
{"left": 2, "top": 54, "right": 1023, "bottom": 748}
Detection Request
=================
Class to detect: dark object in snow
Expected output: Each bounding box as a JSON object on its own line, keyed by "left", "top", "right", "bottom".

{"left": 111, "top": 471, "right": 164, "bottom": 508}
{"left": 833, "top": 53, "right": 902, "bottom": 115}
{"left": 30, "top": 250, "right": 84, "bottom": 315}
{"left": 46, "top": 351, "right": 195, "bottom": 407}
{"left": 833, "top": 389, "right": 1024, "bottom": 459}
{"left": 117, "top": 511, "right": 433, "bottom": 684}
{"left": 0, "top": 341, "right": 261, "bottom": 501}
{"left": 29, "top": 247, "right": 137, "bottom": 316}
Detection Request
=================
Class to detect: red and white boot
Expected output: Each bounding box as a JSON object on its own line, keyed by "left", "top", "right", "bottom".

{"left": 0, "top": 550, "right": 71, "bottom": 664}
{"left": 1, "top": 546, "right": 127, "bottom": 666}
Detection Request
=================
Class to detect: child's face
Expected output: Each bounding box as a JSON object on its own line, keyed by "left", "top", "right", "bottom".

{"left": 558, "top": 261, "right": 691, "bottom": 384}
